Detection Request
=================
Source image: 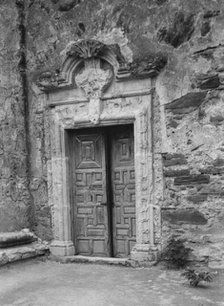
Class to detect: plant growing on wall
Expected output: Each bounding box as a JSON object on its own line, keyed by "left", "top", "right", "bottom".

{"left": 181, "top": 268, "right": 215, "bottom": 287}
{"left": 161, "top": 236, "right": 192, "bottom": 269}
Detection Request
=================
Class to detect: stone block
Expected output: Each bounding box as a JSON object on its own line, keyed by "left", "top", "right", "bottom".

{"left": 213, "top": 158, "right": 224, "bottom": 167}
{"left": 197, "top": 74, "right": 220, "bottom": 90}
{"left": 8, "top": 252, "right": 22, "bottom": 262}
{"left": 200, "top": 166, "right": 224, "bottom": 175}
{"left": 165, "top": 92, "right": 207, "bottom": 110}
{"left": 163, "top": 153, "right": 187, "bottom": 167}
{"left": 164, "top": 169, "right": 190, "bottom": 177}
{"left": 203, "top": 10, "right": 220, "bottom": 18}
{"left": 162, "top": 208, "right": 207, "bottom": 225}
{"left": 157, "top": 12, "right": 195, "bottom": 48}
{"left": 54, "top": 0, "right": 80, "bottom": 12}
{"left": 210, "top": 115, "right": 224, "bottom": 124}
{"left": 201, "top": 21, "right": 211, "bottom": 36}
{"left": 187, "top": 194, "right": 208, "bottom": 203}
{"left": 167, "top": 119, "right": 179, "bottom": 128}
{"left": 174, "top": 174, "right": 210, "bottom": 185}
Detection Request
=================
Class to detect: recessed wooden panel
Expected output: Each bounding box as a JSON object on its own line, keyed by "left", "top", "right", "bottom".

{"left": 77, "top": 240, "right": 89, "bottom": 254}
{"left": 110, "top": 125, "right": 136, "bottom": 257}
{"left": 72, "top": 129, "right": 110, "bottom": 257}
{"left": 75, "top": 134, "right": 102, "bottom": 169}
{"left": 93, "top": 240, "right": 105, "bottom": 254}
{"left": 71, "top": 125, "right": 135, "bottom": 258}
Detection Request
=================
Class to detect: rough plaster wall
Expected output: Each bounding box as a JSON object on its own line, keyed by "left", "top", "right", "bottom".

{"left": 0, "top": 0, "right": 31, "bottom": 232}
{"left": 6, "top": 0, "right": 222, "bottom": 262}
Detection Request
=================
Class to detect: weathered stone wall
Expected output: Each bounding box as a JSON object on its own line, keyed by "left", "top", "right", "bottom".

{"left": 1, "top": 0, "right": 224, "bottom": 264}
{"left": 0, "top": 0, "right": 32, "bottom": 232}
{"left": 25, "top": 0, "right": 224, "bottom": 262}
{"left": 155, "top": 2, "right": 224, "bottom": 267}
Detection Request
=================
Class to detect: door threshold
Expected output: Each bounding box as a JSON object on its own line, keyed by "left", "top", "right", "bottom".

{"left": 50, "top": 254, "right": 130, "bottom": 266}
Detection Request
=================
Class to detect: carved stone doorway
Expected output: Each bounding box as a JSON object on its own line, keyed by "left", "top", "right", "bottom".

{"left": 69, "top": 124, "right": 136, "bottom": 257}
{"left": 38, "top": 39, "right": 166, "bottom": 263}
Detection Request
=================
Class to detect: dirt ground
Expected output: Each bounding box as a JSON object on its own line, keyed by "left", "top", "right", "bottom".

{"left": 0, "top": 258, "right": 223, "bottom": 306}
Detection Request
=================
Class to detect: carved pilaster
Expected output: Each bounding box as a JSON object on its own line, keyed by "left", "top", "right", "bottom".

{"left": 50, "top": 157, "right": 75, "bottom": 256}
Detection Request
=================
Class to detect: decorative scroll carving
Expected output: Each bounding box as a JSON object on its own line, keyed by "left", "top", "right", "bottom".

{"left": 116, "top": 54, "right": 167, "bottom": 81}
{"left": 37, "top": 71, "right": 66, "bottom": 91}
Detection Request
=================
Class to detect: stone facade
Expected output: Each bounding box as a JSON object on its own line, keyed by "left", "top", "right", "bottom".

{"left": 0, "top": 0, "right": 224, "bottom": 266}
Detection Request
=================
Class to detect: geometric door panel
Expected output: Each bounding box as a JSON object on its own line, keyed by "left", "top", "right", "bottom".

{"left": 110, "top": 125, "right": 136, "bottom": 257}
{"left": 72, "top": 129, "right": 110, "bottom": 256}
{"left": 71, "top": 125, "right": 136, "bottom": 258}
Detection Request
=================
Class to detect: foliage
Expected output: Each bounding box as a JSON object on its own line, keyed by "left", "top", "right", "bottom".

{"left": 181, "top": 268, "right": 215, "bottom": 287}
{"left": 161, "top": 236, "right": 192, "bottom": 269}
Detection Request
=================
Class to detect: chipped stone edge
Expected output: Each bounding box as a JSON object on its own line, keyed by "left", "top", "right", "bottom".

{"left": 48, "top": 255, "right": 158, "bottom": 268}
{"left": 0, "top": 242, "right": 50, "bottom": 267}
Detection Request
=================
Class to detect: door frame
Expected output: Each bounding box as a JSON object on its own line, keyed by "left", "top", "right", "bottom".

{"left": 69, "top": 124, "right": 136, "bottom": 257}
{"left": 49, "top": 96, "right": 161, "bottom": 261}
{"left": 38, "top": 39, "right": 166, "bottom": 263}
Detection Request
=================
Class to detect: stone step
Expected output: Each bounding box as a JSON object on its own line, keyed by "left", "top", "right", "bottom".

{"left": 0, "top": 242, "right": 49, "bottom": 266}
{"left": 0, "top": 230, "right": 35, "bottom": 248}
{"left": 49, "top": 255, "right": 131, "bottom": 266}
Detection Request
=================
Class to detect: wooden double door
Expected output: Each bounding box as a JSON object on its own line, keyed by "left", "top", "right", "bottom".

{"left": 70, "top": 125, "right": 136, "bottom": 257}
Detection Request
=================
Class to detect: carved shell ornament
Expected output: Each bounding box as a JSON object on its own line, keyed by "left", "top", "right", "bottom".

{"left": 66, "top": 40, "right": 106, "bottom": 59}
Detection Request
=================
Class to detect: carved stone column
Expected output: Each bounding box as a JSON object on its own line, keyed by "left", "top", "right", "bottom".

{"left": 50, "top": 126, "right": 75, "bottom": 256}
{"left": 130, "top": 105, "right": 158, "bottom": 262}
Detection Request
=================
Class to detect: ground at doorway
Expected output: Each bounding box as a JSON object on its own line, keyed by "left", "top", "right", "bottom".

{"left": 0, "top": 259, "right": 223, "bottom": 306}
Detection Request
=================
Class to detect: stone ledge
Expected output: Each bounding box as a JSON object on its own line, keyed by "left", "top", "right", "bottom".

{"left": 0, "top": 230, "right": 36, "bottom": 248}
{"left": 0, "top": 242, "right": 49, "bottom": 267}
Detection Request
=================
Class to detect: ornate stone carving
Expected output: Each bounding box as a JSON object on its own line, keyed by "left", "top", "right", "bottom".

{"left": 36, "top": 40, "right": 166, "bottom": 91}
{"left": 75, "top": 59, "right": 113, "bottom": 99}
{"left": 41, "top": 39, "right": 166, "bottom": 262}
{"left": 75, "top": 59, "right": 113, "bottom": 124}
{"left": 66, "top": 40, "right": 126, "bottom": 64}
{"left": 116, "top": 54, "right": 167, "bottom": 81}
{"left": 37, "top": 71, "right": 65, "bottom": 91}
{"left": 87, "top": 98, "right": 101, "bottom": 124}
{"left": 66, "top": 39, "right": 106, "bottom": 59}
